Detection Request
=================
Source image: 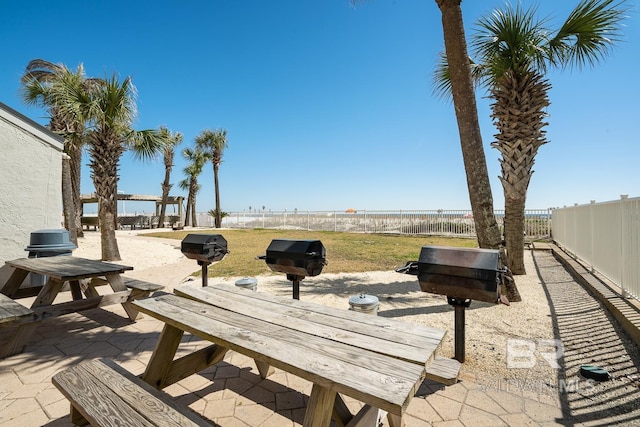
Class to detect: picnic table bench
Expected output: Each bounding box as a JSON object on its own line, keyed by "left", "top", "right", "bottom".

{"left": 53, "top": 358, "right": 209, "bottom": 427}
{"left": 132, "top": 283, "right": 447, "bottom": 427}
{"left": 0, "top": 256, "right": 163, "bottom": 358}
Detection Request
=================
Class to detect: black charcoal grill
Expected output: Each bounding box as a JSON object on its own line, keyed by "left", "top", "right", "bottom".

{"left": 397, "top": 246, "right": 507, "bottom": 362}
{"left": 181, "top": 234, "right": 228, "bottom": 287}
{"left": 257, "top": 239, "right": 326, "bottom": 299}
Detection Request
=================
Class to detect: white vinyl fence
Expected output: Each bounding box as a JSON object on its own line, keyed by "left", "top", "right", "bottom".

{"left": 552, "top": 196, "right": 640, "bottom": 301}
{"left": 195, "top": 209, "right": 552, "bottom": 239}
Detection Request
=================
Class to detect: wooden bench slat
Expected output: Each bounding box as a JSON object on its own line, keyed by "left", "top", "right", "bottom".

{"left": 424, "top": 356, "right": 461, "bottom": 385}
{"left": 0, "top": 294, "right": 34, "bottom": 324}
{"left": 123, "top": 278, "right": 165, "bottom": 292}
{"left": 52, "top": 358, "right": 209, "bottom": 427}
{"left": 177, "top": 285, "right": 445, "bottom": 359}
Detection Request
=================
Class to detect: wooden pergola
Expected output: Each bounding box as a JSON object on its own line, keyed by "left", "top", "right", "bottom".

{"left": 81, "top": 194, "right": 184, "bottom": 219}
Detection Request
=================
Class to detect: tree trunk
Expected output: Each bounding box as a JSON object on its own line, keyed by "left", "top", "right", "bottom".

{"left": 61, "top": 155, "right": 77, "bottom": 245}
{"left": 192, "top": 195, "right": 198, "bottom": 227}
{"left": 504, "top": 195, "right": 526, "bottom": 274}
{"left": 67, "top": 144, "right": 84, "bottom": 238}
{"left": 184, "top": 189, "right": 192, "bottom": 227}
{"left": 158, "top": 151, "right": 173, "bottom": 227}
{"left": 436, "top": 0, "right": 520, "bottom": 300}
{"left": 436, "top": 0, "right": 502, "bottom": 249}
{"left": 90, "top": 142, "right": 122, "bottom": 261}
{"left": 214, "top": 163, "right": 221, "bottom": 228}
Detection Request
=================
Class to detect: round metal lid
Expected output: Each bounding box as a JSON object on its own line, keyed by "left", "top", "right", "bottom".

{"left": 235, "top": 277, "right": 257, "bottom": 286}
{"left": 349, "top": 294, "right": 379, "bottom": 306}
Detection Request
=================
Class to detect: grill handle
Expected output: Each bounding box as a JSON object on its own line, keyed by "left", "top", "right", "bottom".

{"left": 395, "top": 261, "right": 419, "bottom": 275}
{"left": 256, "top": 255, "right": 266, "bottom": 260}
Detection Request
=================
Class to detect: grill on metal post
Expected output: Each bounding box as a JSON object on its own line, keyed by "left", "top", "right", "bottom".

{"left": 397, "top": 246, "right": 507, "bottom": 362}
{"left": 257, "top": 239, "right": 326, "bottom": 299}
{"left": 180, "top": 234, "right": 229, "bottom": 287}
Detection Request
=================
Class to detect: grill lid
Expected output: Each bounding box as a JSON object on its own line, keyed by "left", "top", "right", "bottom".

{"left": 415, "top": 246, "right": 502, "bottom": 304}
{"left": 418, "top": 246, "right": 500, "bottom": 281}
{"left": 262, "top": 239, "right": 326, "bottom": 277}
{"left": 180, "top": 234, "right": 228, "bottom": 264}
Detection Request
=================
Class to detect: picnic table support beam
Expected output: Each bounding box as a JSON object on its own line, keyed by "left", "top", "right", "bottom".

{"left": 304, "top": 384, "right": 336, "bottom": 427}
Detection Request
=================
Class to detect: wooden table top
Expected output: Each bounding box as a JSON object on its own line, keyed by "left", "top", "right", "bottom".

{"left": 5, "top": 257, "right": 133, "bottom": 281}
{"left": 133, "top": 284, "right": 446, "bottom": 415}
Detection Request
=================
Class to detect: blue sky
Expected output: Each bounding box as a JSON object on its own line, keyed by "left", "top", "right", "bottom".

{"left": 1, "top": 1, "right": 638, "bottom": 214}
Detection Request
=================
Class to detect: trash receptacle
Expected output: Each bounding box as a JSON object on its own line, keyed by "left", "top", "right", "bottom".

{"left": 26, "top": 229, "right": 77, "bottom": 286}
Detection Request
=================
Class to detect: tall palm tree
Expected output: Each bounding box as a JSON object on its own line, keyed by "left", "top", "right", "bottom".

{"left": 353, "top": 1, "right": 518, "bottom": 299}
{"left": 438, "top": 0, "right": 627, "bottom": 274}
{"left": 75, "top": 75, "right": 167, "bottom": 260}
{"left": 181, "top": 147, "right": 210, "bottom": 227}
{"left": 157, "top": 126, "right": 183, "bottom": 227}
{"left": 195, "top": 129, "right": 228, "bottom": 228}
{"left": 434, "top": 0, "right": 504, "bottom": 253}
{"left": 20, "top": 59, "right": 100, "bottom": 243}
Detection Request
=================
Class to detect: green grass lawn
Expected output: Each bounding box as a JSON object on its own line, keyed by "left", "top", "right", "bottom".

{"left": 145, "top": 229, "right": 477, "bottom": 277}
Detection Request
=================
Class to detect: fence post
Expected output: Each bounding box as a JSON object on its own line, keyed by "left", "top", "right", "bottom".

{"left": 620, "top": 195, "right": 631, "bottom": 298}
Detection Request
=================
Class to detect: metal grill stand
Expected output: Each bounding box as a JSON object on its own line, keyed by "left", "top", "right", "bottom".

{"left": 448, "top": 297, "right": 472, "bottom": 362}
{"left": 286, "top": 274, "right": 303, "bottom": 300}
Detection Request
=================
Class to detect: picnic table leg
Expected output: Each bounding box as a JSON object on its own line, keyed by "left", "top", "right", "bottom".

{"left": 31, "top": 278, "right": 65, "bottom": 307}
{"left": 142, "top": 323, "right": 184, "bottom": 389}
{"left": 332, "top": 394, "right": 352, "bottom": 427}
{"left": 387, "top": 413, "right": 403, "bottom": 427}
{"left": 303, "top": 384, "right": 336, "bottom": 427}
{"left": 0, "top": 269, "right": 29, "bottom": 297}
{"left": 104, "top": 273, "right": 138, "bottom": 320}
{"left": 69, "top": 280, "right": 83, "bottom": 300}
{"left": 254, "top": 359, "right": 274, "bottom": 379}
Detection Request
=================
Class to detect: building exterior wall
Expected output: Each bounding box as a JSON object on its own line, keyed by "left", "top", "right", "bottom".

{"left": 0, "top": 102, "right": 64, "bottom": 283}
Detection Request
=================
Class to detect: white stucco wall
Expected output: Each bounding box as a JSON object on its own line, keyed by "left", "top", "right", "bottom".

{"left": 0, "top": 102, "right": 64, "bottom": 283}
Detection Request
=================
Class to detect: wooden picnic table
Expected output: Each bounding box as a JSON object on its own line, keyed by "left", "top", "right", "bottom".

{"left": 133, "top": 283, "right": 447, "bottom": 427}
{"left": 0, "top": 256, "right": 139, "bottom": 358}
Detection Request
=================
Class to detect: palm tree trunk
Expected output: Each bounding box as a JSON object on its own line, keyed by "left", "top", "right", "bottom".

{"left": 90, "top": 142, "right": 122, "bottom": 261}
{"left": 437, "top": 0, "right": 520, "bottom": 301}
{"left": 214, "top": 163, "right": 221, "bottom": 228}
{"left": 184, "top": 189, "right": 193, "bottom": 227}
{"left": 504, "top": 195, "right": 526, "bottom": 275}
{"left": 192, "top": 195, "right": 198, "bottom": 227}
{"left": 437, "top": 0, "right": 502, "bottom": 250}
{"left": 159, "top": 164, "right": 172, "bottom": 227}
{"left": 68, "top": 145, "right": 84, "bottom": 238}
{"left": 61, "top": 155, "right": 77, "bottom": 245}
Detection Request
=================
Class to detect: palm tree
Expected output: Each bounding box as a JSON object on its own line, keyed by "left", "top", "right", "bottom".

{"left": 195, "top": 129, "right": 228, "bottom": 228}
{"left": 439, "top": 0, "right": 627, "bottom": 274}
{"left": 352, "top": 1, "right": 511, "bottom": 295}
{"left": 78, "top": 75, "right": 166, "bottom": 260}
{"left": 157, "top": 126, "right": 183, "bottom": 227}
{"left": 181, "top": 147, "right": 210, "bottom": 227}
{"left": 434, "top": 1, "right": 504, "bottom": 253}
{"left": 20, "top": 59, "right": 101, "bottom": 244}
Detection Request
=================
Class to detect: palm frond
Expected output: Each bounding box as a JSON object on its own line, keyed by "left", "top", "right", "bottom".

{"left": 472, "top": 3, "right": 549, "bottom": 81}
{"left": 549, "top": 0, "right": 628, "bottom": 69}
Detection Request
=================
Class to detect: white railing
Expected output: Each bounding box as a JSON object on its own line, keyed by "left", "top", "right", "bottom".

{"left": 552, "top": 196, "right": 639, "bottom": 301}
{"left": 195, "top": 209, "right": 552, "bottom": 239}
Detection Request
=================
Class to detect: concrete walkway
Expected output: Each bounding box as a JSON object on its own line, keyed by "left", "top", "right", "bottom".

{"left": 1, "top": 247, "right": 639, "bottom": 426}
